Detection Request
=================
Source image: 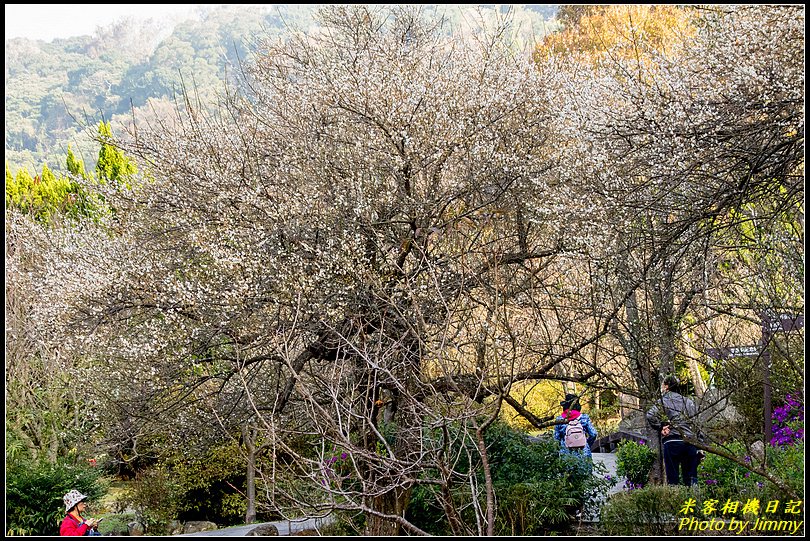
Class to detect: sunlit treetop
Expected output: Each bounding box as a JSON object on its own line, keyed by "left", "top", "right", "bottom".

{"left": 535, "top": 4, "right": 696, "bottom": 65}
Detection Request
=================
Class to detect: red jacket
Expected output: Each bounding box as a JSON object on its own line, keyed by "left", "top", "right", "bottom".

{"left": 60, "top": 514, "right": 90, "bottom": 536}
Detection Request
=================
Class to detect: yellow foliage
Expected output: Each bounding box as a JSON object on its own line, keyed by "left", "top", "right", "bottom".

{"left": 501, "top": 380, "right": 565, "bottom": 432}
{"left": 535, "top": 5, "right": 696, "bottom": 65}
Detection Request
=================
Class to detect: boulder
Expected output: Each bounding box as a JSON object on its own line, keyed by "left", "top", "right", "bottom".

{"left": 247, "top": 524, "right": 280, "bottom": 536}
{"left": 168, "top": 520, "right": 184, "bottom": 535}
{"left": 751, "top": 440, "right": 766, "bottom": 464}
{"left": 183, "top": 521, "right": 219, "bottom": 534}
{"left": 698, "top": 388, "right": 743, "bottom": 425}
{"left": 617, "top": 410, "right": 646, "bottom": 433}
{"left": 127, "top": 521, "right": 145, "bottom": 536}
{"left": 698, "top": 388, "right": 744, "bottom": 441}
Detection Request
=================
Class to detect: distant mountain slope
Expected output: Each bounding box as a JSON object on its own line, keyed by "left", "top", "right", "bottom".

{"left": 5, "top": 5, "right": 557, "bottom": 173}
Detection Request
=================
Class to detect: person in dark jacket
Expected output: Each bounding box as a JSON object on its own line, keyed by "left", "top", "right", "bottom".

{"left": 646, "top": 375, "right": 700, "bottom": 485}
{"left": 60, "top": 490, "right": 102, "bottom": 536}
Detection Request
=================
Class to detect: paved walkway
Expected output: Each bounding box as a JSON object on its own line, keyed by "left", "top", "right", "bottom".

{"left": 176, "top": 516, "right": 332, "bottom": 536}
{"left": 592, "top": 452, "right": 624, "bottom": 496}
{"left": 584, "top": 452, "right": 625, "bottom": 522}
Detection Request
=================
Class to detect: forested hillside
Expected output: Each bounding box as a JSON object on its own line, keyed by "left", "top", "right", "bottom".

{"left": 4, "top": 5, "right": 316, "bottom": 172}
{"left": 5, "top": 4, "right": 557, "bottom": 173}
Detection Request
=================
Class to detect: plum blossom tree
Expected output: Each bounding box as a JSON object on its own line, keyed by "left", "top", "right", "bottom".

{"left": 19, "top": 3, "right": 803, "bottom": 532}
{"left": 30, "top": 6, "right": 600, "bottom": 535}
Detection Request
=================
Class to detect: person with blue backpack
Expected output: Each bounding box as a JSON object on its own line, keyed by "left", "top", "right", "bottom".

{"left": 554, "top": 393, "right": 598, "bottom": 473}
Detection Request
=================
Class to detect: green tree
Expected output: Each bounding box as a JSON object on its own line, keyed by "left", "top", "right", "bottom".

{"left": 6, "top": 458, "right": 107, "bottom": 536}
{"left": 5, "top": 140, "right": 112, "bottom": 224}
{"left": 95, "top": 121, "right": 136, "bottom": 187}
{"left": 66, "top": 144, "right": 87, "bottom": 178}
{"left": 4, "top": 163, "right": 76, "bottom": 223}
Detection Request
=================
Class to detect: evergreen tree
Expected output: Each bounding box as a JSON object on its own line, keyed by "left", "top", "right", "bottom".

{"left": 95, "top": 121, "right": 136, "bottom": 187}
{"left": 66, "top": 144, "right": 87, "bottom": 179}
{"left": 4, "top": 130, "right": 135, "bottom": 223}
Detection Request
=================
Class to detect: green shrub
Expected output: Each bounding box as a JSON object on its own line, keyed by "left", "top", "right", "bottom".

{"left": 118, "top": 439, "right": 270, "bottom": 530}
{"left": 616, "top": 440, "right": 657, "bottom": 488}
{"left": 126, "top": 467, "right": 181, "bottom": 535}
{"left": 697, "top": 440, "right": 802, "bottom": 497}
{"left": 405, "top": 421, "right": 611, "bottom": 535}
{"left": 406, "top": 484, "right": 450, "bottom": 534}
{"left": 97, "top": 512, "right": 137, "bottom": 536}
{"left": 485, "top": 423, "right": 609, "bottom": 533}
{"left": 168, "top": 440, "right": 251, "bottom": 526}
{"left": 599, "top": 484, "right": 692, "bottom": 535}
{"left": 696, "top": 440, "right": 803, "bottom": 525}
{"left": 6, "top": 458, "right": 108, "bottom": 535}
{"left": 495, "top": 478, "right": 579, "bottom": 535}
{"left": 759, "top": 443, "right": 804, "bottom": 532}
{"left": 765, "top": 441, "right": 804, "bottom": 502}
{"left": 484, "top": 424, "right": 570, "bottom": 485}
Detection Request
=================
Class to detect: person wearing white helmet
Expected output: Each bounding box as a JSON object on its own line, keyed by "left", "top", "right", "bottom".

{"left": 60, "top": 490, "right": 102, "bottom": 536}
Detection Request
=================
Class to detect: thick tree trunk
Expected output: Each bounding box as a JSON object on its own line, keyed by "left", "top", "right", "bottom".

{"left": 643, "top": 399, "right": 665, "bottom": 485}
{"left": 623, "top": 276, "right": 662, "bottom": 483}
{"left": 245, "top": 451, "right": 257, "bottom": 524}
{"left": 366, "top": 487, "right": 411, "bottom": 536}
{"left": 654, "top": 259, "right": 677, "bottom": 378}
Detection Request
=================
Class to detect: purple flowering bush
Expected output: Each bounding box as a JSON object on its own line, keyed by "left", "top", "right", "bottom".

{"left": 321, "top": 451, "right": 352, "bottom": 488}
{"left": 697, "top": 441, "right": 763, "bottom": 500}
{"left": 615, "top": 440, "right": 656, "bottom": 488}
{"left": 771, "top": 393, "right": 804, "bottom": 446}
{"left": 321, "top": 450, "right": 352, "bottom": 488}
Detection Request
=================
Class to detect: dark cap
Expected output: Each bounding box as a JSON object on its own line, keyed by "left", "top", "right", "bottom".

{"left": 560, "top": 393, "right": 579, "bottom": 409}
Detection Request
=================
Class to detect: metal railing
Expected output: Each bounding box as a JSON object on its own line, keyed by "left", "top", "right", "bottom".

{"left": 589, "top": 430, "right": 646, "bottom": 453}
